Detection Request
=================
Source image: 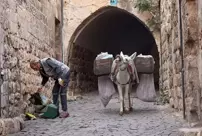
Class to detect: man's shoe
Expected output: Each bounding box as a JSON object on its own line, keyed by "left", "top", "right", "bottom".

{"left": 59, "top": 111, "right": 69, "bottom": 118}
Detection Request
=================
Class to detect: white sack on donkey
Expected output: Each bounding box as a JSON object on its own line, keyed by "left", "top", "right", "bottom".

{"left": 135, "top": 54, "right": 157, "bottom": 102}
{"left": 94, "top": 52, "right": 116, "bottom": 107}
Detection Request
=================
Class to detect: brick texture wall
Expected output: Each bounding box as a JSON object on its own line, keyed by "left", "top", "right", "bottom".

{"left": 0, "top": 0, "right": 60, "bottom": 118}
{"left": 160, "top": 0, "right": 200, "bottom": 120}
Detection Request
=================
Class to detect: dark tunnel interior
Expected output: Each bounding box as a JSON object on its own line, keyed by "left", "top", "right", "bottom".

{"left": 71, "top": 7, "right": 159, "bottom": 90}
{"left": 75, "top": 8, "right": 156, "bottom": 56}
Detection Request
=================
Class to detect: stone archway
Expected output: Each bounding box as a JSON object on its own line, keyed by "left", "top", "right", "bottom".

{"left": 67, "top": 6, "right": 159, "bottom": 96}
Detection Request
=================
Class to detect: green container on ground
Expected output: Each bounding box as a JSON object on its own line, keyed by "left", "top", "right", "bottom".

{"left": 39, "top": 104, "right": 59, "bottom": 119}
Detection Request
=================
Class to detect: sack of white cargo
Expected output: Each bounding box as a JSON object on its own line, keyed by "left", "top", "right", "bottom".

{"left": 135, "top": 54, "right": 155, "bottom": 74}
{"left": 94, "top": 52, "right": 114, "bottom": 76}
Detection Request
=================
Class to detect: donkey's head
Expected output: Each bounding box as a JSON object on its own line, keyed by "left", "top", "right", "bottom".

{"left": 115, "top": 52, "right": 137, "bottom": 71}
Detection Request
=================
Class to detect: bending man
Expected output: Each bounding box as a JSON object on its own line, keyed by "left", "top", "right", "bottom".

{"left": 30, "top": 58, "right": 70, "bottom": 118}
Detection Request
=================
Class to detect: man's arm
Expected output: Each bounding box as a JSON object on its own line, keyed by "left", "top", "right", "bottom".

{"left": 40, "top": 71, "right": 49, "bottom": 86}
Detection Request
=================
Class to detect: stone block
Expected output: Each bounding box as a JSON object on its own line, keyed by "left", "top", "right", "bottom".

{"left": 174, "top": 98, "right": 179, "bottom": 109}
{"left": 0, "top": 116, "right": 25, "bottom": 135}
{"left": 1, "top": 94, "right": 8, "bottom": 108}
{"left": 9, "top": 21, "right": 18, "bottom": 34}
{"left": 4, "top": 118, "right": 14, "bottom": 134}
{"left": 9, "top": 93, "right": 15, "bottom": 104}
{"left": 187, "top": 69, "right": 200, "bottom": 90}
{"left": 186, "top": 97, "right": 197, "bottom": 111}
{"left": 179, "top": 128, "right": 202, "bottom": 136}
{"left": 176, "top": 86, "right": 183, "bottom": 98}
{"left": 169, "top": 97, "right": 174, "bottom": 107}
{"left": 175, "top": 61, "right": 181, "bottom": 73}
{"left": 15, "top": 93, "right": 21, "bottom": 100}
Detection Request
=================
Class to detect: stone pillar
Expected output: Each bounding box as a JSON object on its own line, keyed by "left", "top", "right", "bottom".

{"left": 182, "top": 0, "right": 200, "bottom": 121}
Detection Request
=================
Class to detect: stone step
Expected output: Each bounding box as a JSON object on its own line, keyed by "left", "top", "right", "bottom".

{"left": 179, "top": 127, "right": 202, "bottom": 136}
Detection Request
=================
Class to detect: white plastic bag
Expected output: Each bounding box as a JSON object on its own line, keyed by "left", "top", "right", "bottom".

{"left": 39, "top": 93, "right": 49, "bottom": 105}
{"left": 96, "top": 52, "right": 113, "bottom": 60}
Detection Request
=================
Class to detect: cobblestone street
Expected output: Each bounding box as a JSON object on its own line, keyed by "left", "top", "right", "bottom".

{"left": 11, "top": 92, "right": 187, "bottom": 136}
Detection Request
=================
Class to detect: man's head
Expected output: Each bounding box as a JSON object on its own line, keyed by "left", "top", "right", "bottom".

{"left": 30, "top": 60, "right": 41, "bottom": 71}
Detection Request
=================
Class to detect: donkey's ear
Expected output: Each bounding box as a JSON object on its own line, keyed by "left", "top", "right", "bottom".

{"left": 115, "top": 55, "right": 120, "bottom": 59}
{"left": 120, "top": 51, "right": 124, "bottom": 58}
{"left": 130, "top": 52, "right": 137, "bottom": 60}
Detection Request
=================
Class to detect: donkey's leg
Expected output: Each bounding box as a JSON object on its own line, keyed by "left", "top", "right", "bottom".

{"left": 117, "top": 85, "right": 124, "bottom": 116}
{"left": 124, "top": 84, "right": 130, "bottom": 113}
{"left": 129, "top": 84, "right": 133, "bottom": 111}
{"left": 129, "top": 92, "right": 133, "bottom": 111}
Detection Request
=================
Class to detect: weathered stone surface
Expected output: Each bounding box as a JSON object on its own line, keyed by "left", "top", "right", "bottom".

{"left": 179, "top": 127, "right": 202, "bottom": 136}
{"left": 161, "top": 0, "right": 201, "bottom": 121}
{"left": 0, "top": 116, "right": 24, "bottom": 135}
{"left": 0, "top": 0, "right": 62, "bottom": 118}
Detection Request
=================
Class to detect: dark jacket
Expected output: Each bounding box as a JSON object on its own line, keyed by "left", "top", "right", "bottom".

{"left": 39, "top": 58, "right": 70, "bottom": 86}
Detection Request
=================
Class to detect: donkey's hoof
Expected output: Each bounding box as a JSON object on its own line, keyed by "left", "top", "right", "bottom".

{"left": 119, "top": 111, "right": 123, "bottom": 116}
{"left": 129, "top": 107, "right": 133, "bottom": 111}
{"left": 125, "top": 109, "right": 130, "bottom": 114}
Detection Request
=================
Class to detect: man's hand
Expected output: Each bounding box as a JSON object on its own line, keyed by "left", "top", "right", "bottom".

{"left": 58, "top": 78, "right": 64, "bottom": 87}
{"left": 37, "top": 86, "right": 44, "bottom": 92}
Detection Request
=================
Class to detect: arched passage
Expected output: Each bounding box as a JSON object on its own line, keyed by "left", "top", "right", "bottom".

{"left": 67, "top": 6, "right": 159, "bottom": 95}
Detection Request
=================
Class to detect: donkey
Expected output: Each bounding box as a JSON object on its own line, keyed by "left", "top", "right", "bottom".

{"left": 110, "top": 52, "right": 139, "bottom": 116}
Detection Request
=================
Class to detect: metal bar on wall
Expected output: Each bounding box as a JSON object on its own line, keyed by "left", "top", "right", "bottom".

{"left": 178, "top": 0, "right": 186, "bottom": 119}
{"left": 61, "top": 0, "right": 64, "bottom": 63}
{"left": 198, "top": 0, "right": 202, "bottom": 120}
{"left": 0, "top": 71, "right": 2, "bottom": 117}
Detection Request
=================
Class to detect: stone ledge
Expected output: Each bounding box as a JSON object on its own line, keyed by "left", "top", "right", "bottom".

{"left": 67, "top": 92, "right": 83, "bottom": 101}
{"left": 0, "top": 115, "right": 25, "bottom": 135}
{"left": 179, "top": 127, "right": 202, "bottom": 136}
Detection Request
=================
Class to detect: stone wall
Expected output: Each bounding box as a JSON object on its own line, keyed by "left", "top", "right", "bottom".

{"left": 0, "top": 0, "right": 61, "bottom": 118}
{"left": 68, "top": 44, "right": 97, "bottom": 96}
{"left": 160, "top": 0, "right": 200, "bottom": 120}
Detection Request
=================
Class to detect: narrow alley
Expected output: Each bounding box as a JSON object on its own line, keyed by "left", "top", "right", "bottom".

{"left": 11, "top": 92, "right": 186, "bottom": 136}
{"left": 1, "top": 0, "right": 202, "bottom": 135}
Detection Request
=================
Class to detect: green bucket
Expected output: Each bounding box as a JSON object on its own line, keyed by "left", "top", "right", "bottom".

{"left": 39, "top": 104, "right": 59, "bottom": 119}
{"left": 30, "top": 92, "right": 59, "bottom": 119}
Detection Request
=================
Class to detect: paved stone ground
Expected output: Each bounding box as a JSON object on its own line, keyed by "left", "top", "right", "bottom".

{"left": 10, "top": 92, "right": 187, "bottom": 136}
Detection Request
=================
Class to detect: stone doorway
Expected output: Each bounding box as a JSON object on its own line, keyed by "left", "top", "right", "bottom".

{"left": 67, "top": 6, "right": 159, "bottom": 96}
